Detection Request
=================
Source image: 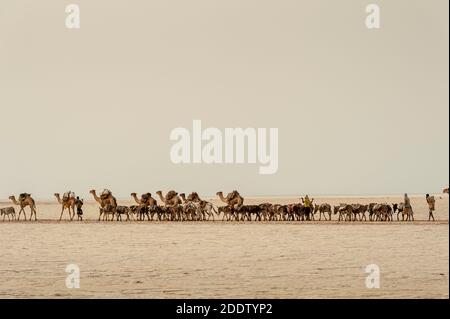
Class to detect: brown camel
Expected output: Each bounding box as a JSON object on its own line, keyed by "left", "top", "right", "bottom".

{"left": 314, "top": 203, "right": 332, "bottom": 221}
{"left": 156, "top": 191, "right": 183, "bottom": 221}
{"left": 216, "top": 191, "right": 244, "bottom": 209}
{"left": 90, "top": 189, "right": 118, "bottom": 220}
{"left": 131, "top": 192, "right": 157, "bottom": 209}
{"left": 130, "top": 192, "right": 158, "bottom": 220}
{"left": 156, "top": 191, "right": 182, "bottom": 206}
{"left": 443, "top": 188, "right": 449, "bottom": 194}
{"left": 0, "top": 207, "right": 16, "bottom": 221}
{"left": 187, "top": 192, "right": 202, "bottom": 202}
{"left": 179, "top": 193, "right": 189, "bottom": 203}
{"left": 9, "top": 193, "right": 37, "bottom": 221}
{"left": 54, "top": 192, "right": 76, "bottom": 221}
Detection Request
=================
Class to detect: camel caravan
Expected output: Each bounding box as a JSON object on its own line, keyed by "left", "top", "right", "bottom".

{"left": 0, "top": 189, "right": 444, "bottom": 222}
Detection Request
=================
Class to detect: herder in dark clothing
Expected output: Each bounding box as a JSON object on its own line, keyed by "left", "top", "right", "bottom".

{"left": 75, "top": 196, "right": 84, "bottom": 221}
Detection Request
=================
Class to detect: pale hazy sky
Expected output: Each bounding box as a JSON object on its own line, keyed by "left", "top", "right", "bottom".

{"left": 0, "top": 0, "right": 448, "bottom": 199}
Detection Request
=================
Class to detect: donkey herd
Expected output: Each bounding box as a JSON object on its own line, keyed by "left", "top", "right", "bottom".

{"left": 0, "top": 189, "right": 419, "bottom": 222}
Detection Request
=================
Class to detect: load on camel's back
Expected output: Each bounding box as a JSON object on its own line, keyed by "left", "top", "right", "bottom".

{"left": 19, "top": 193, "right": 31, "bottom": 201}
{"left": 63, "top": 191, "right": 75, "bottom": 201}
{"left": 100, "top": 189, "right": 112, "bottom": 200}
{"left": 165, "top": 190, "right": 178, "bottom": 201}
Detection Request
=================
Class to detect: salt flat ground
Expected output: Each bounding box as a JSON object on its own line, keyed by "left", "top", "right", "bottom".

{"left": 0, "top": 195, "right": 448, "bottom": 298}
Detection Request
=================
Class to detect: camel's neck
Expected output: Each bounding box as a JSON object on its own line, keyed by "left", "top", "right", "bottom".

{"left": 131, "top": 194, "right": 141, "bottom": 204}
{"left": 218, "top": 193, "right": 227, "bottom": 203}
{"left": 91, "top": 192, "right": 102, "bottom": 204}
{"left": 55, "top": 195, "right": 63, "bottom": 204}
{"left": 157, "top": 193, "right": 166, "bottom": 203}
{"left": 10, "top": 197, "right": 20, "bottom": 206}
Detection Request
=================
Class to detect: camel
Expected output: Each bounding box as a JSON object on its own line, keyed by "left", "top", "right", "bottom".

{"left": 156, "top": 191, "right": 182, "bottom": 206}
{"left": 156, "top": 191, "right": 183, "bottom": 221}
{"left": 216, "top": 191, "right": 244, "bottom": 209}
{"left": 333, "top": 204, "right": 353, "bottom": 221}
{"left": 351, "top": 204, "right": 368, "bottom": 221}
{"left": 54, "top": 192, "right": 76, "bottom": 221}
{"left": 392, "top": 203, "right": 404, "bottom": 220}
{"left": 371, "top": 203, "right": 392, "bottom": 221}
{"left": 9, "top": 194, "right": 37, "bottom": 221}
{"left": 183, "top": 192, "right": 217, "bottom": 221}
{"left": 179, "top": 193, "right": 199, "bottom": 220}
{"left": 90, "top": 189, "right": 118, "bottom": 220}
{"left": 239, "top": 205, "right": 261, "bottom": 221}
{"left": 258, "top": 203, "right": 273, "bottom": 221}
{"left": 131, "top": 192, "right": 157, "bottom": 220}
{"left": 392, "top": 202, "right": 413, "bottom": 221}
{"left": 443, "top": 188, "right": 449, "bottom": 194}
{"left": 0, "top": 207, "right": 16, "bottom": 221}
{"left": 314, "top": 203, "right": 332, "bottom": 221}
{"left": 131, "top": 192, "right": 157, "bottom": 207}
{"left": 99, "top": 204, "right": 116, "bottom": 221}
{"left": 272, "top": 204, "right": 288, "bottom": 221}
{"left": 115, "top": 206, "right": 130, "bottom": 221}
{"left": 217, "top": 206, "right": 234, "bottom": 221}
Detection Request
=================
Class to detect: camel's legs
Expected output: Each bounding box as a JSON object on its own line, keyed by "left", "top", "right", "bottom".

{"left": 18, "top": 208, "right": 26, "bottom": 221}
{"left": 59, "top": 207, "right": 65, "bottom": 221}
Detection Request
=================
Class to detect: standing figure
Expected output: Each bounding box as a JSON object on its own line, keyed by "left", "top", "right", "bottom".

{"left": 403, "top": 193, "right": 414, "bottom": 221}
{"left": 301, "top": 195, "right": 314, "bottom": 220}
{"left": 75, "top": 196, "right": 84, "bottom": 221}
{"left": 425, "top": 194, "right": 435, "bottom": 221}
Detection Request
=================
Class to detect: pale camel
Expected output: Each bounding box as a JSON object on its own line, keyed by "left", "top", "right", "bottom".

{"left": 9, "top": 194, "right": 37, "bottom": 221}
{"left": 182, "top": 192, "right": 217, "bottom": 221}
{"left": 54, "top": 192, "right": 76, "bottom": 221}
